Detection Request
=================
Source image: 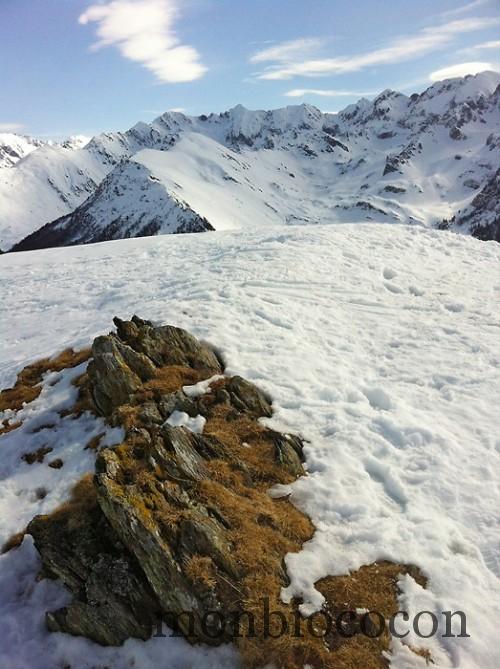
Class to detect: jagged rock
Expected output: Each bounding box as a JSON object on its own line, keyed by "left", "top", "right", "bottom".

{"left": 383, "top": 184, "right": 406, "bottom": 194}
{"left": 27, "top": 317, "right": 310, "bottom": 648}
{"left": 226, "top": 376, "right": 272, "bottom": 418}
{"left": 93, "top": 447, "right": 234, "bottom": 641}
{"left": 113, "top": 316, "right": 222, "bottom": 372}
{"left": 441, "top": 167, "right": 500, "bottom": 242}
{"left": 27, "top": 482, "right": 160, "bottom": 645}
{"left": 449, "top": 125, "right": 465, "bottom": 140}
{"left": 88, "top": 317, "right": 222, "bottom": 416}
{"left": 88, "top": 335, "right": 155, "bottom": 415}
{"left": 155, "top": 424, "right": 209, "bottom": 481}
{"left": 157, "top": 390, "right": 199, "bottom": 419}
{"left": 273, "top": 433, "right": 306, "bottom": 477}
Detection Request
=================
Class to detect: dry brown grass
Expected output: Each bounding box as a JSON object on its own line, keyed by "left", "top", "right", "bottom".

{"left": 136, "top": 365, "right": 203, "bottom": 401}
{"left": 84, "top": 432, "right": 106, "bottom": 451}
{"left": 0, "top": 347, "right": 91, "bottom": 417}
{"left": 185, "top": 554, "right": 218, "bottom": 589}
{"left": 1, "top": 530, "right": 26, "bottom": 554}
{"left": 0, "top": 420, "right": 22, "bottom": 436}
{"left": 42, "top": 474, "right": 98, "bottom": 532}
{"left": 22, "top": 445, "right": 53, "bottom": 464}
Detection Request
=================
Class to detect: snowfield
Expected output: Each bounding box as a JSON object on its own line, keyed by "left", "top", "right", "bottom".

{"left": 0, "top": 223, "right": 499, "bottom": 668}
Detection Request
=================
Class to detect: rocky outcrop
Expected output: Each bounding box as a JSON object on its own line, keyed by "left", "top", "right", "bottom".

{"left": 440, "top": 167, "right": 500, "bottom": 242}
{"left": 27, "top": 316, "right": 311, "bottom": 647}
{"left": 87, "top": 316, "right": 222, "bottom": 415}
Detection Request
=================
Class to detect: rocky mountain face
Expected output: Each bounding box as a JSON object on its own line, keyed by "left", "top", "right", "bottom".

{"left": 3, "top": 71, "right": 500, "bottom": 251}
{"left": 441, "top": 167, "right": 500, "bottom": 241}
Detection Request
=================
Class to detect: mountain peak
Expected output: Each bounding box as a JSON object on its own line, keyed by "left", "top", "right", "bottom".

{"left": 3, "top": 71, "right": 500, "bottom": 250}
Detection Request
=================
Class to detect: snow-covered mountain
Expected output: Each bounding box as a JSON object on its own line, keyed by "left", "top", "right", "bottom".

{"left": 0, "top": 134, "right": 46, "bottom": 169}
{"left": 4, "top": 71, "right": 500, "bottom": 252}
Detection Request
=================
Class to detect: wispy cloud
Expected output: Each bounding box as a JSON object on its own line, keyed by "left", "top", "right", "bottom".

{"left": 285, "top": 88, "right": 376, "bottom": 98}
{"left": 439, "top": 0, "right": 489, "bottom": 18}
{"left": 252, "top": 17, "right": 500, "bottom": 80}
{"left": 459, "top": 39, "right": 500, "bottom": 55}
{"left": 250, "top": 38, "right": 325, "bottom": 64}
{"left": 79, "top": 0, "right": 207, "bottom": 83}
{"left": 0, "top": 122, "right": 25, "bottom": 133}
{"left": 429, "top": 61, "right": 499, "bottom": 80}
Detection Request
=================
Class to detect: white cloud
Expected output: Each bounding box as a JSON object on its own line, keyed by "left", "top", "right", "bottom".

{"left": 429, "top": 61, "right": 498, "bottom": 80}
{"left": 439, "top": 0, "right": 489, "bottom": 18}
{"left": 0, "top": 123, "right": 24, "bottom": 133}
{"left": 459, "top": 39, "right": 500, "bottom": 55}
{"left": 253, "top": 17, "right": 500, "bottom": 80}
{"left": 250, "top": 38, "right": 325, "bottom": 64}
{"left": 79, "top": 0, "right": 207, "bottom": 83}
{"left": 285, "top": 88, "right": 376, "bottom": 98}
{"left": 473, "top": 39, "right": 500, "bottom": 50}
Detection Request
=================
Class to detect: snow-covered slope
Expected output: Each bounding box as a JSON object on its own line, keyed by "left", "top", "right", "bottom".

{"left": 1, "top": 224, "right": 499, "bottom": 668}
{"left": 59, "top": 134, "right": 91, "bottom": 150}
{"left": 0, "top": 133, "right": 45, "bottom": 169}
{"left": 4, "top": 71, "right": 500, "bottom": 251}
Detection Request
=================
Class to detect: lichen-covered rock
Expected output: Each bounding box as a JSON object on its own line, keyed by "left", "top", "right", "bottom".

{"left": 88, "top": 317, "right": 222, "bottom": 416}
{"left": 113, "top": 316, "right": 222, "bottom": 373}
{"left": 226, "top": 376, "right": 272, "bottom": 418}
{"left": 27, "top": 478, "right": 160, "bottom": 645}
{"left": 26, "top": 317, "right": 311, "bottom": 648}
{"left": 88, "top": 335, "right": 155, "bottom": 415}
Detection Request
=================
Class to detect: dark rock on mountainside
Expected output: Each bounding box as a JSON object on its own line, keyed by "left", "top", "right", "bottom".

{"left": 440, "top": 167, "right": 500, "bottom": 242}
{"left": 11, "top": 169, "right": 215, "bottom": 252}
{"left": 27, "top": 316, "right": 311, "bottom": 646}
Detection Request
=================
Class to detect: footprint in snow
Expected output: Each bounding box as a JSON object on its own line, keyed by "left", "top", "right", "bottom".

{"left": 409, "top": 285, "right": 425, "bottom": 297}
{"left": 444, "top": 302, "right": 465, "bottom": 313}
{"left": 363, "top": 387, "right": 393, "bottom": 411}
{"left": 383, "top": 267, "right": 397, "bottom": 280}
{"left": 384, "top": 282, "right": 403, "bottom": 294}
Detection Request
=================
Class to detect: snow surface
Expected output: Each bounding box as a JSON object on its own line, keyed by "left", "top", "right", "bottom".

{"left": 0, "top": 223, "right": 499, "bottom": 668}
{"left": 165, "top": 410, "right": 206, "bottom": 434}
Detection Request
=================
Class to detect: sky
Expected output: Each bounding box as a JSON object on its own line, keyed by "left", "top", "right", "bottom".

{"left": 1, "top": 0, "right": 500, "bottom": 139}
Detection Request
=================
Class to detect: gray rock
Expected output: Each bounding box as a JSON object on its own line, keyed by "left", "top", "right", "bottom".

{"left": 157, "top": 390, "right": 198, "bottom": 419}
{"left": 114, "top": 316, "right": 222, "bottom": 373}
{"left": 28, "top": 499, "right": 159, "bottom": 646}
{"left": 87, "top": 336, "right": 144, "bottom": 416}
{"left": 139, "top": 401, "right": 163, "bottom": 426}
{"left": 156, "top": 424, "right": 209, "bottom": 481}
{"left": 226, "top": 376, "right": 272, "bottom": 418}
{"left": 273, "top": 433, "right": 305, "bottom": 477}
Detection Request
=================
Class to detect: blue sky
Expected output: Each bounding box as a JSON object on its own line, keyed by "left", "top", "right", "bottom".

{"left": 1, "top": 0, "right": 499, "bottom": 138}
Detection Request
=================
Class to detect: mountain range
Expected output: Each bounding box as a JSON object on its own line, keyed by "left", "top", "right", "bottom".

{"left": 2, "top": 70, "right": 499, "bottom": 252}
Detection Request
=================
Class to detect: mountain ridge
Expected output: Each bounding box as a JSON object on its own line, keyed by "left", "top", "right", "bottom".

{"left": 4, "top": 70, "right": 500, "bottom": 252}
